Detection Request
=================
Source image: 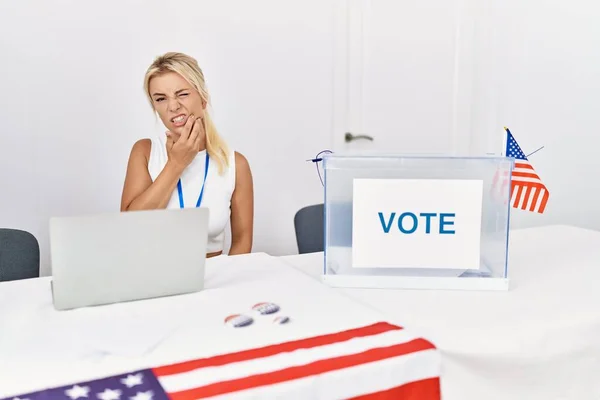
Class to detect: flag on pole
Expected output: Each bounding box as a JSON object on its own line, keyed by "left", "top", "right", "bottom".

{"left": 1, "top": 322, "right": 440, "bottom": 400}
{"left": 504, "top": 127, "right": 550, "bottom": 213}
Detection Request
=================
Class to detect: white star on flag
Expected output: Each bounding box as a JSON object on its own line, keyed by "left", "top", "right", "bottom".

{"left": 120, "top": 374, "right": 143, "bottom": 389}
{"left": 96, "top": 389, "right": 121, "bottom": 400}
{"left": 130, "top": 391, "right": 153, "bottom": 400}
{"left": 65, "top": 385, "right": 90, "bottom": 400}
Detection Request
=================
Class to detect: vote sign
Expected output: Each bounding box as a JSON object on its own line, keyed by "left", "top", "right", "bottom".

{"left": 351, "top": 178, "right": 483, "bottom": 269}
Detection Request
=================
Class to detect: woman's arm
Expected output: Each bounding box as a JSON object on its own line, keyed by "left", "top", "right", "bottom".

{"left": 229, "top": 151, "right": 254, "bottom": 255}
{"left": 120, "top": 139, "right": 185, "bottom": 211}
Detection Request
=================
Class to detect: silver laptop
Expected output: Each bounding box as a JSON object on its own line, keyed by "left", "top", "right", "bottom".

{"left": 48, "top": 207, "right": 209, "bottom": 310}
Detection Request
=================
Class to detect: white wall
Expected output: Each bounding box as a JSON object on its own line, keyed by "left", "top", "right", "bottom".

{"left": 1, "top": 0, "right": 599, "bottom": 276}
{"left": 0, "top": 0, "right": 335, "bottom": 275}
{"left": 468, "top": 0, "right": 600, "bottom": 231}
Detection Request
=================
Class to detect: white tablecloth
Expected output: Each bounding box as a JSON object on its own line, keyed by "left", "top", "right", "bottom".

{"left": 281, "top": 225, "right": 600, "bottom": 400}
{"left": 0, "top": 253, "right": 440, "bottom": 399}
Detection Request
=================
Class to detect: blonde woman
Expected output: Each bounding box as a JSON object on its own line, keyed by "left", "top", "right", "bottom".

{"left": 120, "top": 52, "right": 253, "bottom": 257}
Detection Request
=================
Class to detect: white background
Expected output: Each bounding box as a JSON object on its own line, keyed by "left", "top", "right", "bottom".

{"left": 1, "top": 0, "right": 599, "bottom": 275}
{"left": 352, "top": 179, "right": 482, "bottom": 269}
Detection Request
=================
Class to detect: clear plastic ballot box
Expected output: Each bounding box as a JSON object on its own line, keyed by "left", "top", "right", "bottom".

{"left": 322, "top": 154, "right": 514, "bottom": 291}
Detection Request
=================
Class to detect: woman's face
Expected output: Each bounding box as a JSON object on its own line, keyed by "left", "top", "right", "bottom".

{"left": 149, "top": 71, "right": 205, "bottom": 136}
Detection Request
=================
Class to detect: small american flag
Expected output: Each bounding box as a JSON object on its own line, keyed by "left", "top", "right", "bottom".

{"left": 1, "top": 322, "right": 440, "bottom": 400}
{"left": 504, "top": 128, "right": 549, "bottom": 213}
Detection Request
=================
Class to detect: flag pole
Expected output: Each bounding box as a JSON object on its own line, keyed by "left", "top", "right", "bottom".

{"left": 501, "top": 126, "right": 509, "bottom": 157}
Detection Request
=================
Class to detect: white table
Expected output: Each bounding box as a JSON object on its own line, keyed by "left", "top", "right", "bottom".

{"left": 281, "top": 225, "right": 600, "bottom": 400}
{"left": 0, "top": 253, "right": 440, "bottom": 400}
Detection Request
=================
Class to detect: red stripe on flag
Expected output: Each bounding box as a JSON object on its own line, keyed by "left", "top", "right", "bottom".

{"left": 348, "top": 377, "right": 441, "bottom": 400}
{"left": 512, "top": 171, "right": 540, "bottom": 179}
{"left": 153, "top": 322, "right": 402, "bottom": 377}
{"left": 511, "top": 182, "right": 548, "bottom": 213}
{"left": 512, "top": 183, "right": 523, "bottom": 206}
{"left": 520, "top": 186, "right": 532, "bottom": 209}
{"left": 515, "top": 162, "right": 533, "bottom": 170}
{"left": 538, "top": 189, "right": 549, "bottom": 213}
{"left": 529, "top": 188, "right": 541, "bottom": 212}
{"left": 167, "top": 338, "right": 436, "bottom": 400}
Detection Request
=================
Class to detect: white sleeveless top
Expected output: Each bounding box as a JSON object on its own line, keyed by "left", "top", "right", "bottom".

{"left": 147, "top": 135, "right": 236, "bottom": 254}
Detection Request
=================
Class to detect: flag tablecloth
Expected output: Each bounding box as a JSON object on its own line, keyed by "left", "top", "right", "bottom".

{"left": 1, "top": 322, "right": 439, "bottom": 400}
{"left": 0, "top": 253, "right": 441, "bottom": 399}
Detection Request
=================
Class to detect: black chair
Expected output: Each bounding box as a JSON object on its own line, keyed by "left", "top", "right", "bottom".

{"left": 0, "top": 228, "right": 40, "bottom": 281}
{"left": 294, "top": 204, "right": 324, "bottom": 254}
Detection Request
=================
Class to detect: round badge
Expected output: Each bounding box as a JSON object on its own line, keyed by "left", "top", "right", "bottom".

{"left": 252, "top": 302, "right": 280, "bottom": 315}
{"left": 273, "top": 316, "right": 290, "bottom": 325}
{"left": 224, "top": 314, "right": 253, "bottom": 328}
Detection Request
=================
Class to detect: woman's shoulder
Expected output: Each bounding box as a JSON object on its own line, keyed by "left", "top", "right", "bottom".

{"left": 132, "top": 138, "right": 152, "bottom": 151}
{"left": 233, "top": 151, "right": 250, "bottom": 172}
{"left": 222, "top": 150, "right": 248, "bottom": 173}
{"left": 233, "top": 151, "right": 252, "bottom": 184}
{"left": 128, "top": 138, "right": 152, "bottom": 161}
{"left": 131, "top": 136, "right": 167, "bottom": 163}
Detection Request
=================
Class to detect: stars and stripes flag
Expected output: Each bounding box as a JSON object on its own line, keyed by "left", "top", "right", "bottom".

{"left": 1, "top": 322, "right": 440, "bottom": 400}
{"left": 503, "top": 127, "right": 550, "bottom": 214}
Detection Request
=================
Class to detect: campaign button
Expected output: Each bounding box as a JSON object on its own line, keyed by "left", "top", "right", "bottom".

{"left": 252, "top": 302, "right": 280, "bottom": 315}
{"left": 273, "top": 316, "right": 290, "bottom": 324}
{"left": 224, "top": 314, "right": 253, "bottom": 328}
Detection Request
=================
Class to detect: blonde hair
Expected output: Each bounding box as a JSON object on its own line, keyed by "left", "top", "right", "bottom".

{"left": 143, "top": 52, "right": 230, "bottom": 174}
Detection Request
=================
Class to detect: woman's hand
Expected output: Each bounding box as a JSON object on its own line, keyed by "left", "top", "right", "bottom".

{"left": 165, "top": 114, "right": 204, "bottom": 170}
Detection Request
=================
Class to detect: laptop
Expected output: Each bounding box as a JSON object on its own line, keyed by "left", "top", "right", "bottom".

{"left": 48, "top": 207, "right": 209, "bottom": 310}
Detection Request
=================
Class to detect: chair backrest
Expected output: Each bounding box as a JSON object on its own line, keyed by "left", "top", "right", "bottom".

{"left": 0, "top": 228, "right": 40, "bottom": 281}
{"left": 294, "top": 204, "right": 324, "bottom": 254}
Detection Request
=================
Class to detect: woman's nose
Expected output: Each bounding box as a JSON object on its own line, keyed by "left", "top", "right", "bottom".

{"left": 168, "top": 99, "right": 181, "bottom": 112}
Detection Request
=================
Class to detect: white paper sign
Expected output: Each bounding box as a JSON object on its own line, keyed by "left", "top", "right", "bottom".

{"left": 352, "top": 179, "right": 483, "bottom": 269}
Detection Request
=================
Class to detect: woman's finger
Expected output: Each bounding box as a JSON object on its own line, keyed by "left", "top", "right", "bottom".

{"left": 166, "top": 131, "right": 174, "bottom": 148}
{"left": 187, "top": 116, "right": 202, "bottom": 144}
{"left": 178, "top": 114, "right": 195, "bottom": 142}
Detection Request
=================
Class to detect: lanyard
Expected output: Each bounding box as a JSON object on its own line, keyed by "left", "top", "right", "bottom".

{"left": 177, "top": 153, "right": 209, "bottom": 208}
